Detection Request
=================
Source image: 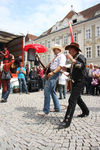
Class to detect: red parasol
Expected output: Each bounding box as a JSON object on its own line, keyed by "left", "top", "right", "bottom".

{"left": 24, "top": 43, "right": 48, "bottom": 53}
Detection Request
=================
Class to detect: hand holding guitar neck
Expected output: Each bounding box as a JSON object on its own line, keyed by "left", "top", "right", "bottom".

{"left": 36, "top": 54, "right": 40, "bottom": 59}
{"left": 36, "top": 54, "right": 46, "bottom": 70}
{"left": 35, "top": 54, "right": 51, "bottom": 79}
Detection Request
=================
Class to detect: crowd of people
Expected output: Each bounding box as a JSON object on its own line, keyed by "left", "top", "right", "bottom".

{"left": 15, "top": 62, "right": 45, "bottom": 94}
{"left": 0, "top": 47, "right": 46, "bottom": 100}
{"left": 0, "top": 42, "right": 99, "bottom": 129}
{"left": 84, "top": 63, "right": 100, "bottom": 96}
{"left": 25, "top": 65, "right": 45, "bottom": 91}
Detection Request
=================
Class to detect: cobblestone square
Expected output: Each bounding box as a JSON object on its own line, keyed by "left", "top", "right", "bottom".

{"left": 0, "top": 91, "right": 100, "bottom": 150}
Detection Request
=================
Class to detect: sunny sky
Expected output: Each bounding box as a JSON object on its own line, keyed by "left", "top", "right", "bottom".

{"left": 0, "top": 0, "right": 99, "bottom": 36}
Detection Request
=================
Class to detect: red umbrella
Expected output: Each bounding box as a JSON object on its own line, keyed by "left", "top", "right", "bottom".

{"left": 24, "top": 43, "right": 48, "bottom": 53}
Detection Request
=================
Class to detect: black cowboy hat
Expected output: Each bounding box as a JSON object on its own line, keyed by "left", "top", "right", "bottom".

{"left": 65, "top": 42, "right": 81, "bottom": 52}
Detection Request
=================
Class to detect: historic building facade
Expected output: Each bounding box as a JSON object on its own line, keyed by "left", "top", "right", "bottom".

{"left": 32, "top": 4, "right": 100, "bottom": 66}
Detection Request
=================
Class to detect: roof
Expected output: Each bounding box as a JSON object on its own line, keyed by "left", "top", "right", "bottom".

{"left": 0, "top": 31, "right": 23, "bottom": 43}
{"left": 36, "top": 3, "right": 100, "bottom": 38}
{"left": 39, "top": 11, "right": 76, "bottom": 37}
{"left": 80, "top": 3, "right": 100, "bottom": 19}
{"left": 61, "top": 10, "right": 77, "bottom": 22}
{"left": 25, "top": 34, "right": 38, "bottom": 42}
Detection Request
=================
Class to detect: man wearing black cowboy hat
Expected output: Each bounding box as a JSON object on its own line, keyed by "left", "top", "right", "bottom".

{"left": 59, "top": 42, "right": 89, "bottom": 129}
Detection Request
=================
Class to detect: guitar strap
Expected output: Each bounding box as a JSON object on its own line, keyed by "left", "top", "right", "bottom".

{"left": 36, "top": 53, "right": 59, "bottom": 70}
{"left": 47, "top": 53, "right": 60, "bottom": 70}
{"left": 70, "top": 53, "right": 81, "bottom": 75}
{"left": 45, "top": 53, "right": 63, "bottom": 80}
{"left": 70, "top": 53, "right": 81, "bottom": 90}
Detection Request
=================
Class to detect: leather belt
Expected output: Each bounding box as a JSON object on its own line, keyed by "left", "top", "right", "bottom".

{"left": 71, "top": 79, "right": 83, "bottom": 83}
{"left": 50, "top": 69, "right": 55, "bottom": 72}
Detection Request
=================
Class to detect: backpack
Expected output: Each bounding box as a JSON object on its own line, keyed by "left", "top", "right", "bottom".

{"left": 1, "top": 70, "right": 11, "bottom": 80}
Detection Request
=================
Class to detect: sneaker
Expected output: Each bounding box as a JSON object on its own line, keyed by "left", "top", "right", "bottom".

{"left": 1, "top": 100, "right": 7, "bottom": 103}
{"left": 59, "top": 98, "right": 62, "bottom": 99}
{"left": 1, "top": 98, "right": 4, "bottom": 102}
{"left": 50, "top": 109, "right": 60, "bottom": 112}
{"left": 55, "top": 109, "right": 60, "bottom": 112}
{"left": 26, "top": 92, "right": 30, "bottom": 94}
{"left": 38, "top": 112, "right": 48, "bottom": 116}
{"left": 1, "top": 98, "right": 7, "bottom": 103}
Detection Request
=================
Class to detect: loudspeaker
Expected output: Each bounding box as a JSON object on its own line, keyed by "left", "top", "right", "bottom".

{"left": 27, "top": 48, "right": 36, "bottom": 61}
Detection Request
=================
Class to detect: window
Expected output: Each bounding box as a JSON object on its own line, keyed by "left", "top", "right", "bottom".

{"left": 96, "top": 45, "right": 100, "bottom": 57}
{"left": 73, "top": 19, "right": 77, "bottom": 24}
{"left": 95, "top": 10, "right": 100, "bottom": 16}
{"left": 86, "top": 47, "right": 92, "bottom": 58}
{"left": 56, "top": 38, "right": 59, "bottom": 44}
{"left": 73, "top": 33, "right": 77, "bottom": 42}
{"left": 48, "top": 41, "right": 51, "bottom": 48}
{"left": 97, "top": 26, "right": 100, "bottom": 37}
{"left": 86, "top": 29, "right": 91, "bottom": 39}
{"left": 64, "top": 35, "right": 67, "bottom": 44}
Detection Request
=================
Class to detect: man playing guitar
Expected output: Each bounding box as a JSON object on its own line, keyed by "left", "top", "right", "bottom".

{"left": 38, "top": 44, "right": 66, "bottom": 116}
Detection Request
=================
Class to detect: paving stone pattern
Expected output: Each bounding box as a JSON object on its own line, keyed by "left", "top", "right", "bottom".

{"left": 0, "top": 91, "right": 100, "bottom": 150}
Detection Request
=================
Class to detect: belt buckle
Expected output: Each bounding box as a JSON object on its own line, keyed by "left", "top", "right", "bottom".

{"left": 72, "top": 79, "right": 75, "bottom": 83}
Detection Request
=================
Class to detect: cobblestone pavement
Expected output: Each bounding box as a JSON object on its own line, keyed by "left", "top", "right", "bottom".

{"left": 0, "top": 91, "right": 100, "bottom": 150}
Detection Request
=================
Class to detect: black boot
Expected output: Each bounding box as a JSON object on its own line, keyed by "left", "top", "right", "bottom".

{"left": 59, "top": 120, "right": 70, "bottom": 129}
{"left": 59, "top": 114, "right": 71, "bottom": 129}
{"left": 77, "top": 112, "right": 89, "bottom": 118}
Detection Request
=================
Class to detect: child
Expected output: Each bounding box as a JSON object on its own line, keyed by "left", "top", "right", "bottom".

{"left": 58, "top": 69, "right": 69, "bottom": 99}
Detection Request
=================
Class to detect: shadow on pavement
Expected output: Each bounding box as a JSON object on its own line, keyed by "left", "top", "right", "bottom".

{"left": 16, "top": 106, "right": 62, "bottom": 125}
{"left": 76, "top": 106, "right": 100, "bottom": 112}
{"left": 16, "top": 105, "right": 100, "bottom": 127}
{"left": 88, "top": 107, "right": 100, "bottom": 112}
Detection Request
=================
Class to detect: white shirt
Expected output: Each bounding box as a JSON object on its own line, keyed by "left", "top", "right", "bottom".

{"left": 58, "top": 72, "right": 69, "bottom": 85}
{"left": 50, "top": 53, "right": 66, "bottom": 70}
{"left": 88, "top": 68, "right": 93, "bottom": 77}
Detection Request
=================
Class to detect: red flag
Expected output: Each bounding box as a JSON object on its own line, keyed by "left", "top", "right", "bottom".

{"left": 68, "top": 21, "right": 74, "bottom": 42}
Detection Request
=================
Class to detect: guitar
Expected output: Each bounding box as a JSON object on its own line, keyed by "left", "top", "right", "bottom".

{"left": 35, "top": 54, "right": 51, "bottom": 79}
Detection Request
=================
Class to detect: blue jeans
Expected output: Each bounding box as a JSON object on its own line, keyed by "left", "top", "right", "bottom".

{"left": 43, "top": 72, "right": 61, "bottom": 114}
{"left": 2, "top": 81, "right": 10, "bottom": 101}
{"left": 18, "top": 78, "right": 28, "bottom": 93}
{"left": 58, "top": 84, "right": 66, "bottom": 99}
